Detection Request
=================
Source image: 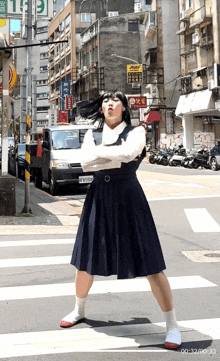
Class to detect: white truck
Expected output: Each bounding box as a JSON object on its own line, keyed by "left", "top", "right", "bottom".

{"left": 31, "top": 124, "right": 94, "bottom": 195}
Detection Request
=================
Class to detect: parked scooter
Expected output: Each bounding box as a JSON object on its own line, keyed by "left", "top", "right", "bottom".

{"left": 156, "top": 149, "right": 174, "bottom": 166}
{"left": 188, "top": 146, "right": 210, "bottom": 169}
{"left": 168, "top": 145, "right": 186, "bottom": 166}
{"left": 148, "top": 149, "right": 159, "bottom": 164}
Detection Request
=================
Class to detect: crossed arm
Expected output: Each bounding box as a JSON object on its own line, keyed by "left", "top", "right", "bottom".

{"left": 81, "top": 126, "right": 146, "bottom": 172}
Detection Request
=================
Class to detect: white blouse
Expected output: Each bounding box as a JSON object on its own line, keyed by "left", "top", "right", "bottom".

{"left": 81, "top": 121, "right": 146, "bottom": 172}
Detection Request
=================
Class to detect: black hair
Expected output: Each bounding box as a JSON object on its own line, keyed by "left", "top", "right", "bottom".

{"left": 79, "top": 90, "right": 131, "bottom": 128}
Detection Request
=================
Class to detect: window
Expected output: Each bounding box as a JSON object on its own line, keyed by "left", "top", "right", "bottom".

{"left": 65, "top": 14, "right": 71, "bottom": 25}
{"left": 128, "top": 19, "right": 139, "bottom": 31}
{"left": 40, "top": 52, "right": 48, "bottom": 59}
{"left": 37, "top": 106, "right": 49, "bottom": 111}
{"left": 40, "top": 66, "right": 48, "bottom": 72}
{"left": 108, "top": 12, "right": 119, "bottom": 17}
{"left": 36, "top": 93, "right": 48, "bottom": 99}
{"left": 81, "top": 13, "right": 91, "bottom": 22}
{"left": 37, "top": 80, "right": 48, "bottom": 85}
{"left": 185, "top": 0, "right": 193, "bottom": 10}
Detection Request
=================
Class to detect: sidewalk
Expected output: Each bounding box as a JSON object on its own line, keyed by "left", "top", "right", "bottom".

{"left": 0, "top": 178, "right": 80, "bottom": 234}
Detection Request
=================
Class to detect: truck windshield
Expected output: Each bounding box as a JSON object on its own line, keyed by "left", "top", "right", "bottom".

{"left": 52, "top": 130, "right": 80, "bottom": 149}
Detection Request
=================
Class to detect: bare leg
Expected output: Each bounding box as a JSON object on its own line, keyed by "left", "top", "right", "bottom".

{"left": 60, "top": 270, "right": 93, "bottom": 327}
{"left": 146, "top": 271, "right": 173, "bottom": 312}
{"left": 75, "top": 270, "right": 94, "bottom": 298}
{"left": 147, "top": 271, "right": 181, "bottom": 349}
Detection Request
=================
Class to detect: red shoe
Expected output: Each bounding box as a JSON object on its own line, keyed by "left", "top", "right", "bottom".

{"left": 164, "top": 328, "right": 181, "bottom": 350}
{"left": 60, "top": 320, "right": 76, "bottom": 328}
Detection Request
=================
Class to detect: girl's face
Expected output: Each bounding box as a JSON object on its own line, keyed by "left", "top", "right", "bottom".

{"left": 101, "top": 97, "right": 124, "bottom": 129}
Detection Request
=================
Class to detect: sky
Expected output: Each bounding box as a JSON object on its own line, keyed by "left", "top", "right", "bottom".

{"left": 10, "top": 19, "right": 20, "bottom": 32}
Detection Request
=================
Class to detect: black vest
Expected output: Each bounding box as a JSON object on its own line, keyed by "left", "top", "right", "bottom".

{"left": 92, "top": 125, "right": 146, "bottom": 175}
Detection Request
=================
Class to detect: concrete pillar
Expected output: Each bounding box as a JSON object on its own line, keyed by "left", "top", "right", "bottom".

{"left": 182, "top": 113, "right": 194, "bottom": 150}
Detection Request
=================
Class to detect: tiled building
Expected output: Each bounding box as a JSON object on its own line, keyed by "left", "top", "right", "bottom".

{"left": 143, "top": 0, "right": 180, "bottom": 149}
{"left": 176, "top": 0, "right": 220, "bottom": 150}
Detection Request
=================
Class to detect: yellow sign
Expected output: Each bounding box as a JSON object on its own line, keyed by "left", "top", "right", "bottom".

{"left": 127, "top": 64, "right": 143, "bottom": 84}
{"left": 127, "top": 64, "right": 142, "bottom": 73}
{"left": 26, "top": 116, "right": 32, "bottom": 127}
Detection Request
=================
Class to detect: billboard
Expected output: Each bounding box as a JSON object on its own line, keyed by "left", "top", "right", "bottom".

{"left": 0, "top": 0, "right": 53, "bottom": 18}
{"left": 127, "top": 64, "right": 143, "bottom": 84}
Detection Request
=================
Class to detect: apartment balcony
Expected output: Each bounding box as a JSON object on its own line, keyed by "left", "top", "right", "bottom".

{"left": 180, "top": 44, "right": 195, "bottom": 57}
{"left": 66, "top": 64, "right": 71, "bottom": 72}
{"left": 61, "top": 67, "right": 65, "bottom": 75}
{"left": 55, "top": 70, "right": 60, "bottom": 78}
{"left": 199, "top": 36, "right": 214, "bottom": 50}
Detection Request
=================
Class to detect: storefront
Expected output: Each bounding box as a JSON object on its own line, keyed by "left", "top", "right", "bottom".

{"left": 175, "top": 89, "right": 220, "bottom": 150}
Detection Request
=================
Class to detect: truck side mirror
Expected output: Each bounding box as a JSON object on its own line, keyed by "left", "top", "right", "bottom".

{"left": 42, "top": 141, "right": 50, "bottom": 150}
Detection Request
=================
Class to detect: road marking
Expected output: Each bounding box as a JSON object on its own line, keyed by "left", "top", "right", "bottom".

{"left": 143, "top": 179, "right": 206, "bottom": 189}
{"left": 0, "top": 238, "right": 75, "bottom": 247}
{"left": 182, "top": 250, "right": 220, "bottom": 263}
{"left": 0, "top": 317, "right": 219, "bottom": 357}
{"left": 184, "top": 208, "right": 220, "bottom": 232}
{"left": 0, "top": 276, "right": 216, "bottom": 301}
{"left": 149, "top": 195, "right": 220, "bottom": 201}
{"left": 0, "top": 256, "right": 71, "bottom": 268}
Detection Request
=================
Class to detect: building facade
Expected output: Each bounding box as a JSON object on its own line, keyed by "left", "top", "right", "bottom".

{"left": 48, "top": 0, "right": 144, "bottom": 121}
{"left": 73, "top": 12, "right": 148, "bottom": 123}
{"left": 143, "top": 0, "right": 180, "bottom": 149}
{"left": 176, "top": 0, "right": 220, "bottom": 150}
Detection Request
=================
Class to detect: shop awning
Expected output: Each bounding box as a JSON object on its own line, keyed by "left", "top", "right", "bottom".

{"left": 175, "top": 89, "right": 214, "bottom": 116}
{"left": 144, "top": 111, "right": 160, "bottom": 123}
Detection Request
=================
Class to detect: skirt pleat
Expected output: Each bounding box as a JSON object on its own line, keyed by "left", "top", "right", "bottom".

{"left": 71, "top": 176, "right": 166, "bottom": 279}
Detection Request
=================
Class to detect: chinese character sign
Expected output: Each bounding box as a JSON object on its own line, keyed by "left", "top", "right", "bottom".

{"left": 128, "top": 96, "right": 147, "bottom": 109}
{"left": 61, "top": 81, "right": 70, "bottom": 111}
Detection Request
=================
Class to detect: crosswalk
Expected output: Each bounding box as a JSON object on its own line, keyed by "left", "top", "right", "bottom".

{"left": 1, "top": 206, "right": 220, "bottom": 358}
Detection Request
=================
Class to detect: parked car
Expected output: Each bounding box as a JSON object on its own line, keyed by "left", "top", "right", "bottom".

{"left": 8, "top": 143, "right": 26, "bottom": 178}
{"left": 209, "top": 140, "right": 220, "bottom": 171}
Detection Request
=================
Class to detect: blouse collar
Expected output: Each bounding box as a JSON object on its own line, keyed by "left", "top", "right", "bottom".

{"left": 102, "top": 121, "right": 127, "bottom": 145}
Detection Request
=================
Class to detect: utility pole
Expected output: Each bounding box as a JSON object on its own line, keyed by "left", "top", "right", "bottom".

{"left": 22, "top": 0, "right": 33, "bottom": 214}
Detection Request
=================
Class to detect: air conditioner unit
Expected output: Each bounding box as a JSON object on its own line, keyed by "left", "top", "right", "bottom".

{"left": 192, "top": 33, "right": 200, "bottom": 44}
{"left": 180, "top": 11, "right": 186, "bottom": 20}
{"left": 83, "top": 66, "right": 88, "bottom": 72}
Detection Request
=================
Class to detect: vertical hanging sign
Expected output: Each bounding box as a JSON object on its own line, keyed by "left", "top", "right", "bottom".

{"left": 61, "top": 80, "right": 70, "bottom": 111}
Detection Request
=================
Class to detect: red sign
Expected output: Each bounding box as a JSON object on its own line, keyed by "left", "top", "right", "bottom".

{"left": 58, "top": 111, "right": 68, "bottom": 124}
{"left": 65, "top": 95, "right": 73, "bottom": 110}
{"left": 128, "top": 96, "right": 147, "bottom": 109}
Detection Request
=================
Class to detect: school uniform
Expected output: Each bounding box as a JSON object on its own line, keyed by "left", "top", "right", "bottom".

{"left": 71, "top": 121, "right": 166, "bottom": 279}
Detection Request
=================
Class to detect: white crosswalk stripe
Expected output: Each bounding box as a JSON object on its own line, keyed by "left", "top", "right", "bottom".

{"left": 184, "top": 208, "right": 220, "bottom": 232}
{"left": 0, "top": 233, "right": 219, "bottom": 358}
{"left": 0, "top": 318, "right": 220, "bottom": 357}
{"left": 0, "top": 276, "right": 216, "bottom": 301}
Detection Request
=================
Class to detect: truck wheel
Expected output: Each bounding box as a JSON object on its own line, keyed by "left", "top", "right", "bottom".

{"left": 49, "top": 173, "right": 58, "bottom": 195}
{"left": 211, "top": 158, "right": 218, "bottom": 171}
{"left": 34, "top": 170, "right": 42, "bottom": 189}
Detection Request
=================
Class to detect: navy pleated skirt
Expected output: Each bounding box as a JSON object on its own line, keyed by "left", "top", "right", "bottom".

{"left": 71, "top": 172, "right": 166, "bottom": 279}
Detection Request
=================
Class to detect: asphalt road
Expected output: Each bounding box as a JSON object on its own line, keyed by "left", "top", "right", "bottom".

{"left": 1, "top": 163, "right": 220, "bottom": 360}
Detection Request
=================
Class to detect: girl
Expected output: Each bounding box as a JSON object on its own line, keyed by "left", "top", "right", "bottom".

{"left": 60, "top": 91, "right": 181, "bottom": 350}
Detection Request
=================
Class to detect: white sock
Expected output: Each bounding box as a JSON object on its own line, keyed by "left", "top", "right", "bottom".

{"left": 163, "top": 309, "right": 179, "bottom": 331}
{"left": 163, "top": 309, "right": 181, "bottom": 345}
{"left": 62, "top": 296, "right": 87, "bottom": 323}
